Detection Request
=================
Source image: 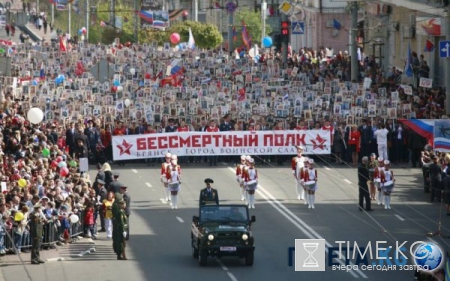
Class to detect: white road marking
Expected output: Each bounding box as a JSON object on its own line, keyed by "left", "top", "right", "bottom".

{"left": 395, "top": 215, "right": 405, "bottom": 222}
{"left": 132, "top": 169, "right": 138, "bottom": 173}
{"left": 324, "top": 167, "right": 331, "bottom": 171}
{"left": 344, "top": 179, "right": 352, "bottom": 184}
{"left": 227, "top": 272, "right": 238, "bottom": 281}
{"left": 216, "top": 259, "right": 228, "bottom": 271}
{"left": 227, "top": 167, "right": 366, "bottom": 279}
{"left": 160, "top": 198, "right": 166, "bottom": 204}
{"left": 145, "top": 182, "right": 152, "bottom": 188}
{"left": 176, "top": 217, "right": 184, "bottom": 223}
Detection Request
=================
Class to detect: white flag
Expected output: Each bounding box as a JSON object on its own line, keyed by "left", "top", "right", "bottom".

{"left": 188, "top": 28, "right": 195, "bottom": 50}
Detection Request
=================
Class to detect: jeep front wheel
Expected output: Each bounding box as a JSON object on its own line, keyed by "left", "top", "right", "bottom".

{"left": 199, "top": 250, "right": 208, "bottom": 266}
{"left": 245, "top": 251, "right": 254, "bottom": 266}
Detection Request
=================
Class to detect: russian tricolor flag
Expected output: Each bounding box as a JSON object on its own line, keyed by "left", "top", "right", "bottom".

{"left": 169, "top": 59, "right": 183, "bottom": 76}
{"left": 398, "top": 119, "right": 434, "bottom": 145}
{"left": 40, "top": 62, "right": 45, "bottom": 79}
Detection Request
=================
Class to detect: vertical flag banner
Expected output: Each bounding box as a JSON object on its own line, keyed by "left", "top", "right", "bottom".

{"left": 434, "top": 120, "right": 450, "bottom": 152}
{"left": 424, "top": 39, "right": 435, "bottom": 52}
{"left": 241, "top": 21, "right": 252, "bottom": 50}
{"left": 405, "top": 43, "right": 413, "bottom": 77}
{"left": 187, "top": 27, "right": 195, "bottom": 49}
{"left": 59, "top": 36, "right": 67, "bottom": 52}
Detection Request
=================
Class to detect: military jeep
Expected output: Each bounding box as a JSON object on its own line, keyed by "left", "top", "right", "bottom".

{"left": 191, "top": 204, "right": 256, "bottom": 266}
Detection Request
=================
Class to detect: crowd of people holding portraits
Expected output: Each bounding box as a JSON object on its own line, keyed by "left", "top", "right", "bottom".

{"left": 0, "top": 33, "right": 448, "bottom": 265}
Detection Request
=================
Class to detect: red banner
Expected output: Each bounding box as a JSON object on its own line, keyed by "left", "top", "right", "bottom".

{"left": 112, "top": 130, "right": 331, "bottom": 160}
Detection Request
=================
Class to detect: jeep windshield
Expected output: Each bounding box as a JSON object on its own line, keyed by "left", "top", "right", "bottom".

{"left": 199, "top": 205, "right": 249, "bottom": 223}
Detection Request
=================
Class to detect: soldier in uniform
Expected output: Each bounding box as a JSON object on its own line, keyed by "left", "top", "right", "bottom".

{"left": 166, "top": 155, "right": 181, "bottom": 209}
{"left": 243, "top": 158, "right": 258, "bottom": 209}
{"left": 302, "top": 159, "right": 318, "bottom": 209}
{"left": 161, "top": 153, "right": 172, "bottom": 202}
{"left": 380, "top": 160, "right": 395, "bottom": 209}
{"left": 292, "top": 146, "right": 306, "bottom": 200}
{"left": 199, "top": 178, "right": 219, "bottom": 206}
{"left": 368, "top": 153, "right": 378, "bottom": 200}
{"left": 29, "top": 203, "right": 46, "bottom": 264}
{"left": 112, "top": 192, "right": 123, "bottom": 257}
{"left": 119, "top": 186, "right": 130, "bottom": 240}
{"left": 373, "top": 157, "right": 384, "bottom": 205}
{"left": 236, "top": 155, "right": 247, "bottom": 201}
{"left": 108, "top": 172, "right": 122, "bottom": 194}
{"left": 113, "top": 200, "right": 128, "bottom": 260}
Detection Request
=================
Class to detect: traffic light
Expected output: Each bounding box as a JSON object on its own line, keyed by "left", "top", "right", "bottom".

{"left": 281, "top": 21, "right": 290, "bottom": 43}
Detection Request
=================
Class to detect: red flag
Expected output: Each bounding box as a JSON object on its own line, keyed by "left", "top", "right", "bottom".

{"left": 59, "top": 36, "right": 67, "bottom": 52}
{"left": 424, "top": 39, "right": 435, "bottom": 52}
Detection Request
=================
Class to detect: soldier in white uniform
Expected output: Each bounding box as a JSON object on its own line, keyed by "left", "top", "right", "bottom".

{"left": 166, "top": 155, "right": 181, "bottom": 209}
{"left": 235, "top": 155, "right": 247, "bottom": 201}
{"left": 292, "top": 146, "right": 306, "bottom": 200}
{"left": 243, "top": 158, "right": 258, "bottom": 209}
{"left": 381, "top": 160, "right": 395, "bottom": 209}
{"left": 373, "top": 157, "right": 385, "bottom": 205}
{"left": 160, "top": 153, "right": 172, "bottom": 202}
{"left": 302, "top": 159, "right": 318, "bottom": 209}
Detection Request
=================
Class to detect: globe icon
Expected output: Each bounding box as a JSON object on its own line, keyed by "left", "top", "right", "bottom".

{"left": 413, "top": 243, "right": 443, "bottom": 271}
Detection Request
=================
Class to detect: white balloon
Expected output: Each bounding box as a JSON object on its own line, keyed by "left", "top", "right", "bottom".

{"left": 129, "top": 68, "right": 136, "bottom": 75}
{"left": 80, "top": 35, "right": 85, "bottom": 41}
{"left": 117, "top": 85, "right": 123, "bottom": 92}
{"left": 70, "top": 214, "right": 79, "bottom": 224}
{"left": 27, "top": 108, "right": 44, "bottom": 124}
{"left": 124, "top": 99, "right": 131, "bottom": 107}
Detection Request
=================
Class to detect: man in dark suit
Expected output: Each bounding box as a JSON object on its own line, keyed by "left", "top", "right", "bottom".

{"left": 165, "top": 119, "right": 177, "bottom": 133}
{"left": 358, "top": 156, "right": 372, "bottom": 211}
{"left": 358, "top": 119, "right": 374, "bottom": 162}
{"left": 74, "top": 124, "right": 89, "bottom": 152}
{"left": 119, "top": 185, "right": 131, "bottom": 240}
{"left": 109, "top": 172, "right": 122, "bottom": 194}
{"left": 199, "top": 178, "right": 219, "bottom": 206}
{"left": 65, "top": 122, "right": 76, "bottom": 156}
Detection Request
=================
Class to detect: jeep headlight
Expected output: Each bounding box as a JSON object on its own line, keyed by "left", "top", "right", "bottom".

{"left": 242, "top": 234, "right": 249, "bottom": 241}
{"left": 208, "top": 234, "right": 214, "bottom": 241}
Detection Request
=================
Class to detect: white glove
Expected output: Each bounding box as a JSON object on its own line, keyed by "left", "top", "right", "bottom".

{"left": 123, "top": 231, "right": 127, "bottom": 238}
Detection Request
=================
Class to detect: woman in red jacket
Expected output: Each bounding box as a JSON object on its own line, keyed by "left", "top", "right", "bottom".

{"left": 100, "top": 126, "right": 112, "bottom": 163}
{"left": 348, "top": 125, "right": 361, "bottom": 166}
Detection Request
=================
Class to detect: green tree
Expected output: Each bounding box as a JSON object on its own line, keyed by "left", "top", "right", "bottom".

{"left": 145, "top": 21, "right": 222, "bottom": 49}
{"left": 235, "top": 8, "right": 272, "bottom": 48}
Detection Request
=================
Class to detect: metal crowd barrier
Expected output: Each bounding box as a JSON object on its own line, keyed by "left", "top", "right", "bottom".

{"left": 69, "top": 211, "right": 85, "bottom": 240}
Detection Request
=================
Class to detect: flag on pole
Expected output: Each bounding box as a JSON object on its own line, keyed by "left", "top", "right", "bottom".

{"left": 424, "top": 39, "right": 435, "bottom": 52}
{"left": 39, "top": 62, "right": 45, "bottom": 79}
{"left": 232, "top": 26, "right": 237, "bottom": 42}
{"left": 187, "top": 27, "right": 195, "bottom": 49}
{"left": 405, "top": 43, "right": 413, "bottom": 78}
{"left": 333, "top": 19, "right": 342, "bottom": 29}
{"left": 241, "top": 21, "right": 252, "bottom": 50}
{"left": 59, "top": 36, "right": 67, "bottom": 52}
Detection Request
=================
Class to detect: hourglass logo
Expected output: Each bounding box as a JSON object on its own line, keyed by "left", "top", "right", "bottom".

{"left": 295, "top": 239, "right": 326, "bottom": 271}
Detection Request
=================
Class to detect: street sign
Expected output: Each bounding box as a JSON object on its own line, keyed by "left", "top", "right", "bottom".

{"left": 439, "top": 40, "right": 450, "bottom": 58}
{"left": 292, "top": 21, "right": 304, "bottom": 35}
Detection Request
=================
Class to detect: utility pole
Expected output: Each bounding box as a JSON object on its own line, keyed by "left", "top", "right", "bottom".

{"left": 134, "top": 0, "right": 138, "bottom": 42}
{"left": 37, "top": 0, "right": 39, "bottom": 14}
{"left": 228, "top": 13, "right": 233, "bottom": 54}
{"left": 446, "top": 10, "right": 450, "bottom": 115}
{"left": 350, "top": 1, "right": 358, "bottom": 82}
{"left": 68, "top": 3, "right": 71, "bottom": 35}
{"left": 86, "top": 0, "right": 89, "bottom": 40}
{"left": 51, "top": 4, "right": 54, "bottom": 25}
{"left": 261, "top": 0, "right": 266, "bottom": 47}
{"left": 193, "top": 0, "right": 198, "bottom": 21}
{"left": 281, "top": 13, "right": 288, "bottom": 64}
{"left": 110, "top": 0, "right": 115, "bottom": 27}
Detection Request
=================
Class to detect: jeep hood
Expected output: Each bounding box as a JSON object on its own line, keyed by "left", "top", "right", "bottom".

{"left": 204, "top": 225, "right": 248, "bottom": 233}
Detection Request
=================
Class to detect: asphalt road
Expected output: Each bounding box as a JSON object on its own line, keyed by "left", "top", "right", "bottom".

{"left": 1, "top": 159, "right": 449, "bottom": 281}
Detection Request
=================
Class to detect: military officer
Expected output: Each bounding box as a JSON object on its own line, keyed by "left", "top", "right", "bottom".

{"left": 29, "top": 203, "right": 46, "bottom": 264}
{"left": 111, "top": 193, "right": 123, "bottom": 257}
{"left": 199, "top": 178, "right": 219, "bottom": 206}
{"left": 114, "top": 200, "right": 128, "bottom": 260}
{"left": 108, "top": 172, "right": 122, "bottom": 194}
{"left": 292, "top": 146, "right": 306, "bottom": 200}
{"left": 119, "top": 185, "right": 130, "bottom": 240}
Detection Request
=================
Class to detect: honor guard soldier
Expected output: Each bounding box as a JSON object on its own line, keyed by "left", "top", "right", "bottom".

{"left": 243, "top": 158, "right": 258, "bottom": 209}
{"left": 161, "top": 153, "right": 172, "bottom": 202}
{"left": 236, "top": 155, "right": 247, "bottom": 201}
{"left": 373, "top": 157, "right": 384, "bottom": 205}
{"left": 113, "top": 200, "right": 128, "bottom": 260}
{"left": 302, "top": 159, "right": 318, "bottom": 209}
{"left": 368, "top": 153, "right": 378, "bottom": 200}
{"left": 166, "top": 155, "right": 181, "bottom": 209}
{"left": 29, "top": 203, "right": 46, "bottom": 264}
{"left": 199, "top": 178, "right": 219, "bottom": 206}
{"left": 380, "top": 160, "right": 395, "bottom": 209}
{"left": 292, "top": 146, "right": 306, "bottom": 200}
